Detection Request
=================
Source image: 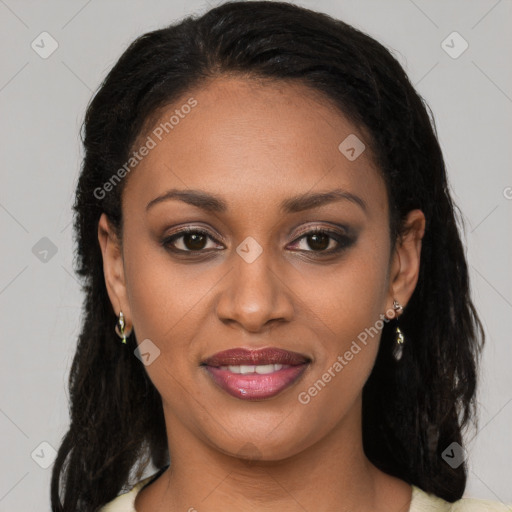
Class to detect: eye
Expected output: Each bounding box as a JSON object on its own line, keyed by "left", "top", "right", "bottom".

{"left": 161, "top": 227, "right": 223, "bottom": 253}
{"left": 288, "top": 227, "right": 354, "bottom": 255}
{"left": 161, "top": 225, "right": 355, "bottom": 256}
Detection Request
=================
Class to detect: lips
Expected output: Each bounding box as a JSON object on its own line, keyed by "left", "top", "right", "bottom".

{"left": 201, "top": 347, "right": 310, "bottom": 400}
{"left": 202, "top": 347, "right": 309, "bottom": 367}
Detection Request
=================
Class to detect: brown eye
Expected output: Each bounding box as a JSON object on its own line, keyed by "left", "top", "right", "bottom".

{"left": 305, "top": 232, "right": 331, "bottom": 251}
{"left": 288, "top": 227, "right": 355, "bottom": 255}
{"left": 162, "top": 228, "right": 222, "bottom": 253}
{"left": 181, "top": 232, "right": 208, "bottom": 251}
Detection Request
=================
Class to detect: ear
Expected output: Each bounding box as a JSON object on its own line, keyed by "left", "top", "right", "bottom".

{"left": 97, "top": 213, "right": 132, "bottom": 330}
{"left": 386, "top": 209, "right": 426, "bottom": 317}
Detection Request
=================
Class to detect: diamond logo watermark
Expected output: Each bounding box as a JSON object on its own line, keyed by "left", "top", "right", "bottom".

{"left": 236, "top": 442, "right": 263, "bottom": 467}
{"left": 338, "top": 134, "right": 365, "bottom": 161}
{"left": 31, "top": 32, "right": 59, "bottom": 59}
{"left": 236, "top": 236, "right": 263, "bottom": 263}
{"left": 31, "top": 441, "right": 57, "bottom": 469}
{"left": 134, "top": 338, "right": 161, "bottom": 366}
{"left": 32, "top": 237, "right": 58, "bottom": 263}
{"left": 441, "top": 31, "right": 469, "bottom": 59}
{"left": 441, "top": 441, "right": 466, "bottom": 469}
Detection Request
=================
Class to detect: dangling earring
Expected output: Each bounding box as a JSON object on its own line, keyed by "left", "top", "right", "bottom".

{"left": 115, "top": 311, "right": 132, "bottom": 344}
{"left": 392, "top": 299, "right": 405, "bottom": 361}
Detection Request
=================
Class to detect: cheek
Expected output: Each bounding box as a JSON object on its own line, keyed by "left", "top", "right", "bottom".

{"left": 306, "top": 237, "right": 390, "bottom": 338}
{"left": 298, "top": 234, "right": 391, "bottom": 391}
{"left": 122, "top": 242, "right": 210, "bottom": 404}
{"left": 294, "top": 245, "right": 390, "bottom": 427}
{"left": 123, "top": 234, "right": 220, "bottom": 359}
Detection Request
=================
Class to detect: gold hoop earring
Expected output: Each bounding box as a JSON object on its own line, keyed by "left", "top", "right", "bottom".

{"left": 392, "top": 300, "right": 405, "bottom": 361}
{"left": 115, "top": 311, "right": 132, "bottom": 344}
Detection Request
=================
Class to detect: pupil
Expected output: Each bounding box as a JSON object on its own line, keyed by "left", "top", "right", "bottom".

{"left": 185, "top": 233, "right": 206, "bottom": 251}
{"left": 308, "top": 233, "right": 329, "bottom": 251}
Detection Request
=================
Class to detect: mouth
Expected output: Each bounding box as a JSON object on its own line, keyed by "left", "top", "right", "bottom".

{"left": 201, "top": 347, "right": 311, "bottom": 401}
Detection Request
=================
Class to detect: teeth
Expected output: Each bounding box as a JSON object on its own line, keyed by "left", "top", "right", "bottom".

{"left": 255, "top": 364, "right": 277, "bottom": 374}
{"left": 219, "top": 364, "right": 289, "bottom": 374}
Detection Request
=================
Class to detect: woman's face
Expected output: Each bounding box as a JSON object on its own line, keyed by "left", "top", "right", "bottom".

{"left": 100, "top": 77, "right": 423, "bottom": 461}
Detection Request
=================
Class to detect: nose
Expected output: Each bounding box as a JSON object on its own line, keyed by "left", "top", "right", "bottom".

{"left": 215, "top": 246, "right": 294, "bottom": 333}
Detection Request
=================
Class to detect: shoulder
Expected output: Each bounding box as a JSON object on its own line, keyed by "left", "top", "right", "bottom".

{"left": 98, "top": 473, "right": 157, "bottom": 512}
{"left": 411, "top": 485, "right": 512, "bottom": 511}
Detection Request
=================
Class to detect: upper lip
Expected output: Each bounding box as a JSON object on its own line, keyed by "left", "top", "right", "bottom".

{"left": 202, "top": 347, "right": 310, "bottom": 367}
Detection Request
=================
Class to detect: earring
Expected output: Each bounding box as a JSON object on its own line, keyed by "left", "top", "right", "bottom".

{"left": 392, "top": 300, "right": 405, "bottom": 361}
{"left": 115, "top": 311, "right": 132, "bottom": 344}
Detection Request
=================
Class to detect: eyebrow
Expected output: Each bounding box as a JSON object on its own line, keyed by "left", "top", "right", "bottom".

{"left": 145, "top": 187, "right": 367, "bottom": 214}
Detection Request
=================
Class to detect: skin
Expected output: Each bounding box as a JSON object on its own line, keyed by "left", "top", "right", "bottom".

{"left": 98, "top": 76, "right": 425, "bottom": 512}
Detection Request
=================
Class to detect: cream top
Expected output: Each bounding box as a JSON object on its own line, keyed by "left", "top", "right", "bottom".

{"left": 99, "top": 472, "right": 512, "bottom": 511}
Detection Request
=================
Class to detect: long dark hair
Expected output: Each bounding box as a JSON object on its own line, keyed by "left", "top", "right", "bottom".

{"left": 51, "top": 1, "right": 485, "bottom": 510}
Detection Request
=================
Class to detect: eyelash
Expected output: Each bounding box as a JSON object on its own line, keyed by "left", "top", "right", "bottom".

{"left": 160, "top": 226, "right": 354, "bottom": 257}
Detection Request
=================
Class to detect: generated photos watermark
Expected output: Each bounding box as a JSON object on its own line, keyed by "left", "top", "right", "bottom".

{"left": 93, "top": 97, "right": 198, "bottom": 200}
{"left": 297, "top": 307, "right": 396, "bottom": 405}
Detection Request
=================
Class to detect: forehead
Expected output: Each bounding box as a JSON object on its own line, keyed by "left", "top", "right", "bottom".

{"left": 123, "top": 76, "right": 387, "bottom": 219}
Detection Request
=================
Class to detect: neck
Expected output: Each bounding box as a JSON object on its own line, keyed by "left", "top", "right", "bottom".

{"left": 136, "top": 395, "right": 412, "bottom": 512}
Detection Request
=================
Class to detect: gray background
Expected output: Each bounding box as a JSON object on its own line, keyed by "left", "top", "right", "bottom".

{"left": 1, "top": 0, "right": 511, "bottom": 509}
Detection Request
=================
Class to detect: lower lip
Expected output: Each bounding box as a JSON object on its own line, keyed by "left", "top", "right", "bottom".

{"left": 203, "top": 364, "right": 309, "bottom": 400}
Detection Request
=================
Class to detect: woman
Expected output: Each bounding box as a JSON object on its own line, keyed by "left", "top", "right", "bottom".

{"left": 50, "top": 1, "right": 511, "bottom": 511}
